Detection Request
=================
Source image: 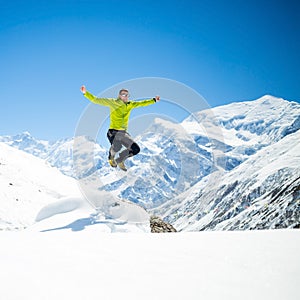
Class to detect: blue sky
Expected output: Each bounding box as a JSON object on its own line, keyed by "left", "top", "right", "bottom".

{"left": 1, "top": 0, "right": 299, "bottom": 142}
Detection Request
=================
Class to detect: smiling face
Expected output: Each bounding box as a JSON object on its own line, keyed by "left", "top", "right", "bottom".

{"left": 118, "top": 89, "right": 130, "bottom": 103}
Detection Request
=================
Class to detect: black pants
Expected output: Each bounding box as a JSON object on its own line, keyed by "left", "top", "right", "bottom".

{"left": 107, "top": 129, "right": 140, "bottom": 163}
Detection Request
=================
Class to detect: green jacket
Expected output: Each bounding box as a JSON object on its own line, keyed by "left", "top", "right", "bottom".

{"left": 84, "top": 90, "right": 156, "bottom": 131}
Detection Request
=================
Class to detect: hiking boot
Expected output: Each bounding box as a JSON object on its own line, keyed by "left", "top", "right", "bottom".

{"left": 117, "top": 161, "right": 127, "bottom": 172}
{"left": 108, "top": 156, "right": 117, "bottom": 168}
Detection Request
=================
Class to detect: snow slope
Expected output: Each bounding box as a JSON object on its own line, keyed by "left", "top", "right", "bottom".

{"left": 33, "top": 195, "right": 150, "bottom": 233}
{"left": 156, "top": 130, "right": 300, "bottom": 231}
{"left": 0, "top": 142, "right": 80, "bottom": 230}
{"left": 0, "top": 141, "right": 150, "bottom": 231}
{"left": 0, "top": 229, "right": 299, "bottom": 300}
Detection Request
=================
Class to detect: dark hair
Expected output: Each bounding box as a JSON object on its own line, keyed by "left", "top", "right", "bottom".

{"left": 119, "top": 89, "right": 129, "bottom": 95}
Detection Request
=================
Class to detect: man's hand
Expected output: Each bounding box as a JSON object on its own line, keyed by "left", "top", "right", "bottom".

{"left": 80, "top": 85, "right": 86, "bottom": 94}
{"left": 154, "top": 95, "right": 160, "bottom": 102}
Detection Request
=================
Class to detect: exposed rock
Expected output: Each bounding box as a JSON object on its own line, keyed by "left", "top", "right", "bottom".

{"left": 150, "top": 215, "right": 177, "bottom": 233}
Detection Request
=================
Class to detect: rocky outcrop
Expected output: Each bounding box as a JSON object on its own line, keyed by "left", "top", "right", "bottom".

{"left": 150, "top": 215, "right": 177, "bottom": 233}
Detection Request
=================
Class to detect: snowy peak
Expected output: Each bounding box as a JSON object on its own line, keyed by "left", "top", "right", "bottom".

{"left": 213, "top": 94, "right": 292, "bottom": 116}
{"left": 142, "top": 117, "right": 196, "bottom": 148}
{"left": 0, "top": 133, "right": 107, "bottom": 177}
{"left": 181, "top": 95, "right": 300, "bottom": 170}
{"left": 1, "top": 95, "right": 299, "bottom": 231}
{"left": 0, "top": 131, "right": 50, "bottom": 158}
{"left": 209, "top": 95, "right": 300, "bottom": 142}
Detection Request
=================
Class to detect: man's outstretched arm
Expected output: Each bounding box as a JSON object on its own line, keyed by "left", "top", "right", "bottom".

{"left": 80, "top": 85, "right": 113, "bottom": 106}
{"left": 131, "top": 95, "right": 160, "bottom": 108}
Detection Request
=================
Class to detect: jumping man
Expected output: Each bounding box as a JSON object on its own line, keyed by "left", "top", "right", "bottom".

{"left": 80, "top": 85, "right": 160, "bottom": 171}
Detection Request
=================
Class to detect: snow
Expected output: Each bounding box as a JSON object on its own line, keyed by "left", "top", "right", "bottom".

{"left": 219, "top": 129, "right": 300, "bottom": 188}
{"left": 32, "top": 195, "right": 149, "bottom": 233}
{"left": 1, "top": 95, "right": 300, "bottom": 299}
{"left": 183, "top": 95, "right": 300, "bottom": 147}
{"left": 1, "top": 151, "right": 298, "bottom": 299}
{"left": 0, "top": 229, "right": 299, "bottom": 300}
{"left": 2, "top": 95, "right": 300, "bottom": 210}
{"left": 0, "top": 142, "right": 80, "bottom": 229}
{"left": 1, "top": 191, "right": 299, "bottom": 300}
{"left": 157, "top": 130, "right": 300, "bottom": 231}
{"left": 2, "top": 191, "right": 296, "bottom": 300}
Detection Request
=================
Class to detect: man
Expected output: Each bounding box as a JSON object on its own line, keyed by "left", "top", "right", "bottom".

{"left": 80, "top": 85, "right": 160, "bottom": 171}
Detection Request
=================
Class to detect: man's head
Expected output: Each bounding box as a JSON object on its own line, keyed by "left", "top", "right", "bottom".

{"left": 118, "top": 89, "right": 130, "bottom": 103}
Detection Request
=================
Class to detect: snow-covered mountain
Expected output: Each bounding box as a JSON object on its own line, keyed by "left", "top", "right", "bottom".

{"left": 1, "top": 95, "right": 299, "bottom": 230}
{"left": 153, "top": 129, "right": 300, "bottom": 230}
{"left": 2, "top": 95, "right": 299, "bottom": 210}
{"left": 0, "top": 131, "right": 49, "bottom": 157}
{"left": 1, "top": 95, "right": 299, "bottom": 300}
{"left": 0, "top": 133, "right": 107, "bottom": 178}
{"left": 0, "top": 142, "right": 80, "bottom": 230}
{"left": 98, "top": 95, "right": 300, "bottom": 209}
{"left": 182, "top": 95, "right": 300, "bottom": 169}
{"left": 0, "top": 141, "right": 151, "bottom": 231}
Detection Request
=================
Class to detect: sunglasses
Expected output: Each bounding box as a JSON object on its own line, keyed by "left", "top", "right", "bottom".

{"left": 120, "top": 93, "right": 129, "bottom": 97}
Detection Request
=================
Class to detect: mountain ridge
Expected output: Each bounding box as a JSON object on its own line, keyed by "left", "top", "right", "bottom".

{"left": 1, "top": 95, "right": 299, "bottom": 230}
{"left": 153, "top": 129, "right": 300, "bottom": 230}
